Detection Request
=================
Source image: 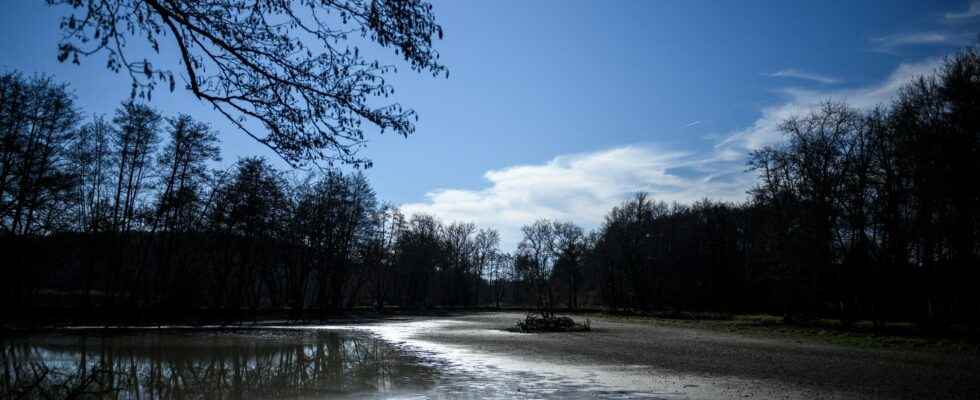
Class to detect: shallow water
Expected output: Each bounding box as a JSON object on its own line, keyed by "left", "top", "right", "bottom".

{"left": 1, "top": 321, "right": 674, "bottom": 399}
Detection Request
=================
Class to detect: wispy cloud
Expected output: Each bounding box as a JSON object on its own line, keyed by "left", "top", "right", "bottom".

{"left": 717, "top": 58, "right": 943, "bottom": 153}
{"left": 684, "top": 120, "right": 702, "bottom": 128}
{"left": 871, "top": 31, "right": 973, "bottom": 52}
{"left": 401, "top": 59, "right": 944, "bottom": 251}
{"left": 766, "top": 69, "right": 841, "bottom": 84}
{"left": 946, "top": 1, "right": 980, "bottom": 20}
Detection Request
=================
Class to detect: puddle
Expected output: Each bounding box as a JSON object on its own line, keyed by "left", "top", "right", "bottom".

{"left": 1, "top": 329, "right": 438, "bottom": 399}
{"left": 274, "top": 320, "right": 692, "bottom": 399}
{"left": 3, "top": 321, "right": 726, "bottom": 399}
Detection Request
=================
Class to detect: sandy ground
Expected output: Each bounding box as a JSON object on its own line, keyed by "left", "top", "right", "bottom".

{"left": 381, "top": 312, "right": 980, "bottom": 399}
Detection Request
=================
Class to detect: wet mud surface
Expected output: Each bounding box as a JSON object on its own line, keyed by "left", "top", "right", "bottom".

{"left": 5, "top": 313, "right": 979, "bottom": 399}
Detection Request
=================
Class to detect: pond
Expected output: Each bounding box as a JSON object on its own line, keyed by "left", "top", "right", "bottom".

{"left": 1, "top": 323, "right": 669, "bottom": 399}
{"left": 2, "top": 329, "right": 444, "bottom": 399}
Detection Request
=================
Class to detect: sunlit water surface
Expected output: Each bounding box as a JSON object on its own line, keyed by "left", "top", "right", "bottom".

{"left": 2, "top": 320, "right": 678, "bottom": 399}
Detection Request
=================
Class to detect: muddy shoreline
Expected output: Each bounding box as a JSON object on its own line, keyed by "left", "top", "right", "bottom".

{"left": 9, "top": 312, "right": 979, "bottom": 399}
{"left": 402, "top": 312, "right": 980, "bottom": 399}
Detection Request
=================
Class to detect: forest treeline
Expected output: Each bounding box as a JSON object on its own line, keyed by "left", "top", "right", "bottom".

{"left": 1, "top": 49, "right": 978, "bottom": 329}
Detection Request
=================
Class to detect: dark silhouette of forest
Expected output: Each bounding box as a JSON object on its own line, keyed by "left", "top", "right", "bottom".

{"left": 2, "top": 47, "right": 979, "bottom": 331}
{"left": 3, "top": 0, "right": 979, "bottom": 332}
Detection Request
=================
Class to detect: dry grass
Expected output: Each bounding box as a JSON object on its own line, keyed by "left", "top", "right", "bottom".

{"left": 583, "top": 312, "right": 980, "bottom": 352}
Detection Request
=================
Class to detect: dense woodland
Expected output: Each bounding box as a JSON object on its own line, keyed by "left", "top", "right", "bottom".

{"left": 1, "top": 49, "right": 978, "bottom": 330}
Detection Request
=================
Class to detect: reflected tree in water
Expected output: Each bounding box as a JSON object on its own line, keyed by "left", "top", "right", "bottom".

{"left": 1, "top": 331, "right": 437, "bottom": 399}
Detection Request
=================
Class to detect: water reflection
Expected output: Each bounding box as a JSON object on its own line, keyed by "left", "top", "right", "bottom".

{"left": 1, "top": 330, "right": 437, "bottom": 399}
{"left": 2, "top": 325, "right": 677, "bottom": 399}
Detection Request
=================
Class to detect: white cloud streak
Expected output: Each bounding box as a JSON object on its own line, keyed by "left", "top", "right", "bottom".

{"left": 871, "top": 31, "right": 974, "bottom": 52}
{"left": 766, "top": 69, "right": 841, "bottom": 84}
{"left": 946, "top": 1, "right": 980, "bottom": 20}
{"left": 718, "top": 58, "right": 943, "bottom": 152}
{"left": 401, "top": 58, "right": 944, "bottom": 251}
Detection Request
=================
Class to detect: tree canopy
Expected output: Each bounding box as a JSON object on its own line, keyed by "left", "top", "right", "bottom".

{"left": 48, "top": 0, "right": 447, "bottom": 167}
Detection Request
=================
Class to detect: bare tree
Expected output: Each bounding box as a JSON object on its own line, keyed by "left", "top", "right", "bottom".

{"left": 110, "top": 101, "right": 161, "bottom": 232}
{"left": 552, "top": 221, "right": 584, "bottom": 310}
{"left": 68, "top": 116, "right": 114, "bottom": 232}
{"left": 517, "top": 219, "right": 557, "bottom": 317}
{"left": 442, "top": 221, "right": 476, "bottom": 307}
{"left": 487, "top": 252, "right": 514, "bottom": 309}
{"left": 365, "top": 202, "right": 403, "bottom": 312}
{"left": 472, "top": 227, "right": 500, "bottom": 306}
{"left": 0, "top": 73, "right": 79, "bottom": 236}
{"left": 154, "top": 114, "right": 220, "bottom": 232}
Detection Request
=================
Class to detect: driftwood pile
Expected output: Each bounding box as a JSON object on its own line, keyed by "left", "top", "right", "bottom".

{"left": 515, "top": 314, "right": 590, "bottom": 333}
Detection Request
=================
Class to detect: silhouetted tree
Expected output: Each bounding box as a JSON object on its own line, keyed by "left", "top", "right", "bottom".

{"left": 0, "top": 73, "right": 79, "bottom": 236}
{"left": 209, "top": 157, "right": 289, "bottom": 314}
{"left": 473, "top": 227, "right": 500, "bottom": 306}
{"left": 749, "top": 102, "right": 864, "bottom": 320}
{"left": 154, "top": 114, "right": 220, "bottom": 232}
{"left": 517, "top": 219, "right": 559, "bottom": 317}
{"left": 487, "top": 252, "right": 514, "bottom": 309}
{"left": 395, "top": 213, "right": 443, "bottom": 308}
{"left": 442, "top": 221, "right": 475, "bottom": 307}
{"left": 67, "top": 116, "right": 114, "bottom": 233}
{"left": 552, "top": 221, "right": 585, "bottom": 310}
{"left": 364, "top": 203, "right": 403, "bottom": 312}
{"left": 48, "top": 0, "right": 447, "bottom": 166}
{"left": 3, "top": 48, "right": 979, "bottom": 329}
{"left": 110, "top": 101, "right": 161, "bottom": 232}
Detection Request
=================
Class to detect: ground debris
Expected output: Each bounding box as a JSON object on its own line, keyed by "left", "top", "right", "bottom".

{"left": 514, "top": 314, "right": 591, "bottom": 333}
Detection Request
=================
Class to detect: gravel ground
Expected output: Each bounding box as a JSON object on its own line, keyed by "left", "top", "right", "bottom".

{"left": 408, "top": 312, "right": 980, "bottom": 399}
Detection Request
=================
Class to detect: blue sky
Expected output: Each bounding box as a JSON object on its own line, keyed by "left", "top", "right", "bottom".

{"left": 2, "top": 1, "right": 978, "bottom": 249}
